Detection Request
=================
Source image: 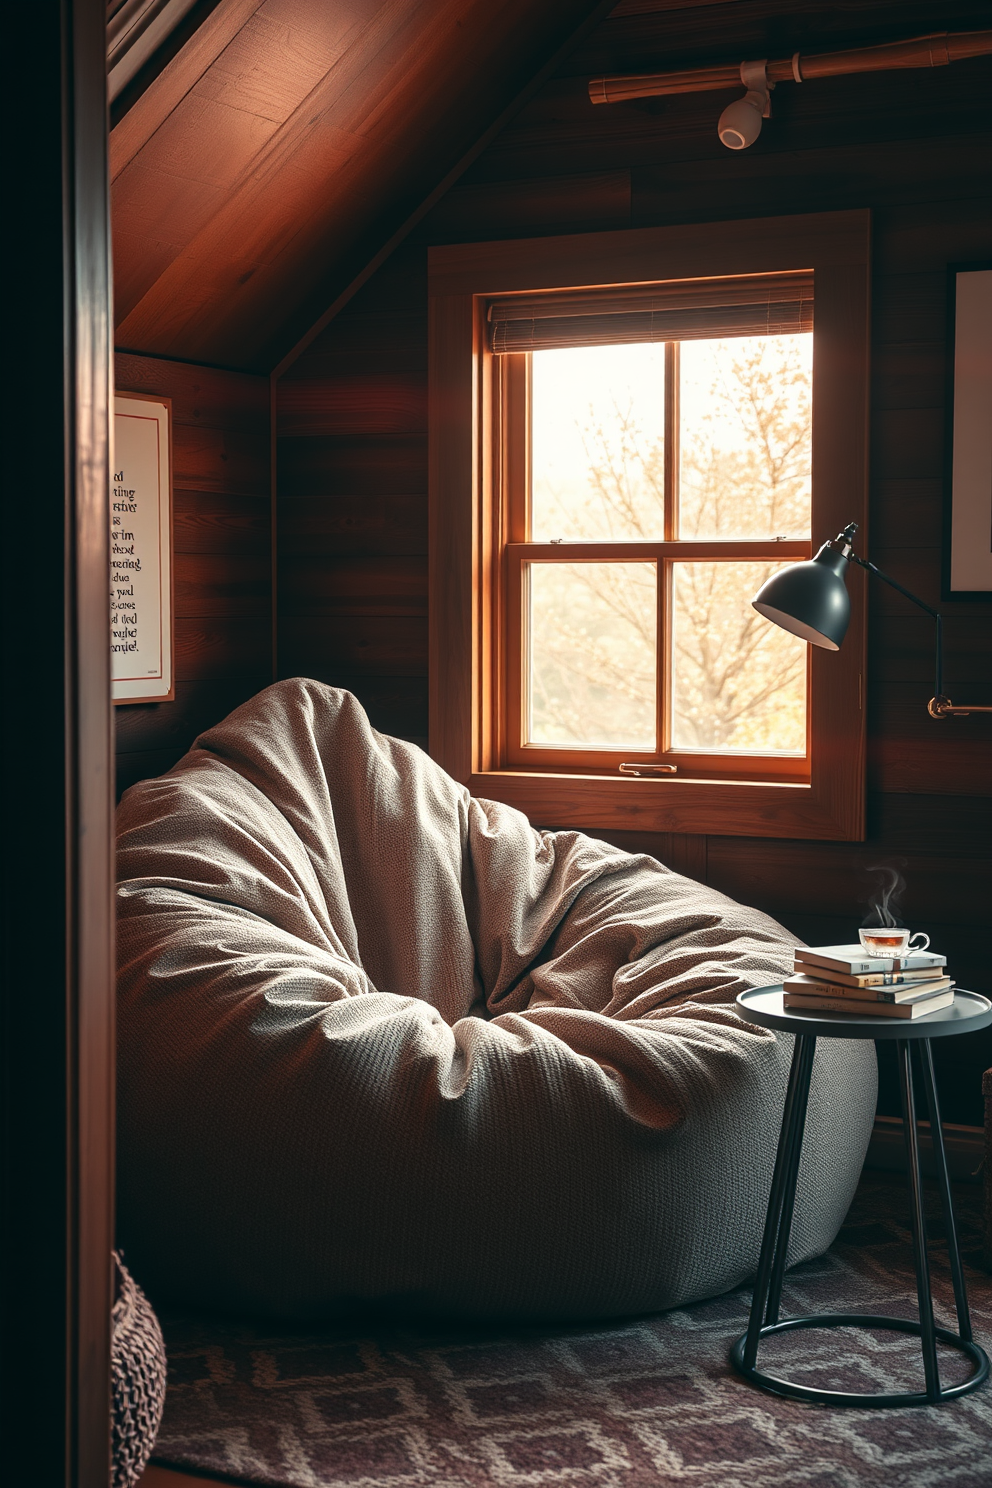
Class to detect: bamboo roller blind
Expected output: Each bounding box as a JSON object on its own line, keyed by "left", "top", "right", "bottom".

{"left": 488, "top": 270, "right": 814, "bottom": 352}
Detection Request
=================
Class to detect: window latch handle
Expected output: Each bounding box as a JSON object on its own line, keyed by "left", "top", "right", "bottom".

{"left": 618, "top": 763, "right": 678, "bottom": 776}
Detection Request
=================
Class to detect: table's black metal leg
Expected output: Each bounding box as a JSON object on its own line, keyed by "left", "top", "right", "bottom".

{"left": 764, "top": 1035, "right": 817, "bottom": 1327}
{"left": 917, "top": 1038, "right": 973, "bottom": 1342}
{"left": 897, "top": 1038, "right": 941, "bottom": 1403}
{"left": 743, "top": 1032, "right": 816, "bottom": 1369}
{"left": 732, "top": 992, "right": 990, "bottom": 1408}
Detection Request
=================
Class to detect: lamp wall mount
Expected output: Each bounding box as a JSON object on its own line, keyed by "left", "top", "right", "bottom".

{"left": 927, "top": 696, "right": 990, "bottom": 720}
{"left": 588, "top": 28, "right": 992, "bottom": 151}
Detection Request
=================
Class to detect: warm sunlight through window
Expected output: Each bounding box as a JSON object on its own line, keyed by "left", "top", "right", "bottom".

{"left": 670, "top": 561, "right": 806, "bottom": 755}
{"left": 528, "top": 559, "right": 657, "bottom": 747}
{"left": 507, "top": 331, "right": 811, "bottom": 773}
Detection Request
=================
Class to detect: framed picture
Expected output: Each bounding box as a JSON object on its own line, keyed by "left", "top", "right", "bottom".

{"left": 111, "top": 392, "right": 174, "bottom": 702}
{"left": 945, "top": 263, "right": 992, "bottom": 598}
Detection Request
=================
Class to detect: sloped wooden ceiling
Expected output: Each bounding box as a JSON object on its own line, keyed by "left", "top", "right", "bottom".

{"left": 111, "top": 0, "right": 613, "bottom": 370}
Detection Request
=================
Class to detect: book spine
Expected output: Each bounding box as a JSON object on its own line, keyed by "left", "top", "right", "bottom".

{"left": 783, "top": 994, "right": 914, "bottom": 1018}
{"left": 797, "top": 951, "right": 946, "bottom": 974}
{"left": 802, "top": 958, "right": 878, "bottom": 974}
{"left": 792, "top": 971, "right": 921, "bottom": 988}
{"left": 873, "top": 983, "right": 953, "bottom": 1003}
{"left": 785, "top": 977, "right": 951, "bottom": 1000}
{"left": 793, "top": 967, "right": 942, "bottom": 987}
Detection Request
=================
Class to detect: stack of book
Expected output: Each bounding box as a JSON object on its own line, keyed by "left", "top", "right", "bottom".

{"left": 783, "top": 945, "right": 954, "bottom": 1019}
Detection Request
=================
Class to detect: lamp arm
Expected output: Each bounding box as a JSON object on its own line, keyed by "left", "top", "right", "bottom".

{"left": 849, "top": 556, "right": 939, "bottom": 620}
{"left": 848, "top": 555, "right": 943, "bottom": 700}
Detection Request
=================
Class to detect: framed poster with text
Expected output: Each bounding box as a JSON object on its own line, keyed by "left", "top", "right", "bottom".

{"left": 946, "top": 264, "right": 992, "bottom": 597}
{"left": 112, "top": 392, "right": 174, "bottom": 702}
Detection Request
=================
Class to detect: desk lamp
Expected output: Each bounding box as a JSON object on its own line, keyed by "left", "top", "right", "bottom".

{"left": 751, "top": 522, "right": 991, "bottom": 718}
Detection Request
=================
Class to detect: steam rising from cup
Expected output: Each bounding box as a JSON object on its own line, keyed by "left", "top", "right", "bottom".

{"left": 863, "top": 865, "right": 906, "bottom": 929}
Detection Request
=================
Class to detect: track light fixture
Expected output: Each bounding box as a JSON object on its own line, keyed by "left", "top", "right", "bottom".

{"left": 717, "top": 60, "right": 771, "bottom": 150}
{"left": 589, "top": 29, "right": 992, "bottom": 153}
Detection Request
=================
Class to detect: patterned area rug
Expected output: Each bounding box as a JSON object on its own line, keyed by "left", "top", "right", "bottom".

{"left": 151, "top": 1173, "right": 992, "bottom": 1487}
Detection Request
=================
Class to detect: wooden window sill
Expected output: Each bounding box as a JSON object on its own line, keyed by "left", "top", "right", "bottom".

{"left": 468, "top": 769, "right": 855, "bottom": 840}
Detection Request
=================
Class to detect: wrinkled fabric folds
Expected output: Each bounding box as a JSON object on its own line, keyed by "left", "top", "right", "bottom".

{"left": 117, "top": 679, "right": 875, "bottom": 1320}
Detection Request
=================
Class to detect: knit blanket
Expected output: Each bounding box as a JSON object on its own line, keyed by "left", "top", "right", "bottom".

{"left": 116, "top": 678, "right": 875, "bottom": 1321}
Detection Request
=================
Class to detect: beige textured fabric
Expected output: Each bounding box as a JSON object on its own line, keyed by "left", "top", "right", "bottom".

{"left": 117, "top": 679, "right": 876, "bottom": 1322}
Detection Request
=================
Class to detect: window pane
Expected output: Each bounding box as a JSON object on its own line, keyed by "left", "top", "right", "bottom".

{"left": 531, "top": 344, "right": 665, "bottom": 541}
{"left": 678, "top": 333, "right": 812, "bottom": 539}
{"left": 527, "top": 562, "right": 656, "bottom": 748}
{"left": 670, "top": 563, "right": 806, "bottom": 754}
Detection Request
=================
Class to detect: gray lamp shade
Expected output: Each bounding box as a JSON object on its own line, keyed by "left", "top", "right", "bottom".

{"left": 751, "top": 541, "right": 852, "bottom": 650}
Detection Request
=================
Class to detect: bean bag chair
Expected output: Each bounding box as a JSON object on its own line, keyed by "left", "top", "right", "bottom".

{"left": 116, "top": 678, "right": 875, "bottom": 1322}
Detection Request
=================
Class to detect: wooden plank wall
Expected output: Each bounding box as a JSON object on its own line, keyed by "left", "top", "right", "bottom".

{"left": 276, "top": 278, "right": 430, "bottom": 747}
{"left": 276, "top": 4, "right": 992, "bottom": 1122}
{"left": 114, "top": 353, "right": 273, "bottom": 795}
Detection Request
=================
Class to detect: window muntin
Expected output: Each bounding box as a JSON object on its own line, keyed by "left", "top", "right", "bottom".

{"left": 503, "top": 325, "right": 813, "bottom": 779}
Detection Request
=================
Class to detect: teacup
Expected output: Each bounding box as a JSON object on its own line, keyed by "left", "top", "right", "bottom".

{"left": 859, "top": 927, "right": 930, "bottom": 959}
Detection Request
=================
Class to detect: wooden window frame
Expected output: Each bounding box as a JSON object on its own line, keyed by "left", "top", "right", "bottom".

{"left": 429, "top": 210, "right": 870, "bottom": 840}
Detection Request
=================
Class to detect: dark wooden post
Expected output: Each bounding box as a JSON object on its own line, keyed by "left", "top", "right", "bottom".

{"left": 0, "top": 2, "right": 115, "bottom": 1484}
{"left": 984, "top": 1068, "right": 992, "bottom": 1272}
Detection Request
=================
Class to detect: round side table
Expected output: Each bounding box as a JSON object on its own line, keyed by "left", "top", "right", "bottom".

{"left": 730, "top": 986, "right": 992, "bottom": 1407}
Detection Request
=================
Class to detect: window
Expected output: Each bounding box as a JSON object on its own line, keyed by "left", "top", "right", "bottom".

{"left": 498, "top": 283, "right": 813, "bottom": 780}
{"left": 429, "top": 211, "right": 870, "bottom": 839}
